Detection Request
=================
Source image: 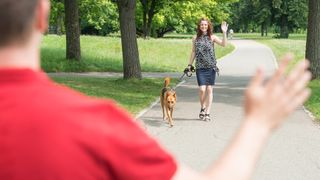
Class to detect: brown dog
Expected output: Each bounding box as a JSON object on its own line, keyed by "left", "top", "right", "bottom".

{"left": 160, "top": 77, "right": 176, "bottom": 127}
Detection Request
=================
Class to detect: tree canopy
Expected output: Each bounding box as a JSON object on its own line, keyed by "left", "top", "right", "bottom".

{"left": 49, "top": 0, "right": 308, "bottom": 38}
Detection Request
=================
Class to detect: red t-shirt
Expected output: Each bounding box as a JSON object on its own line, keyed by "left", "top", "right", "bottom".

{"left": 0, "top": 69, "right": 177, "bottom": 179}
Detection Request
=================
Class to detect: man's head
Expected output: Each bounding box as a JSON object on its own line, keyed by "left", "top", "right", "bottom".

{"left": 0, "top": 0, "right": 49, "bottom": 47}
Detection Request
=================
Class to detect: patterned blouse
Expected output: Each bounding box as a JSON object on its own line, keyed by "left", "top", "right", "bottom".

{"left": 194, "top": 34, "right": 217, "bottom": 70}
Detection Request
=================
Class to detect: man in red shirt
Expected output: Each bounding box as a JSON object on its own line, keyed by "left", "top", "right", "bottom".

{"left": 0, "top": 0, "right": 311, "bottom": 179}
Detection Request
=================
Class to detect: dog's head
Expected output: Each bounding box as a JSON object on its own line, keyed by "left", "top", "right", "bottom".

{"left": 165, "top": 90, "right": 176, "bottom": 109}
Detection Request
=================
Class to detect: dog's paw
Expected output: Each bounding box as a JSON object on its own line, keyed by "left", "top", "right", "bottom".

{"left": 169, "top": 121, "right": 174, "bottom": 127}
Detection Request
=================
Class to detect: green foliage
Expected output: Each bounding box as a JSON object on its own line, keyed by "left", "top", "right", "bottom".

{"left": 49, "top": 0, "right": 64, "bottom": 24}
{"left": 80, "top": 0, "right": 119, "bottom": 35}
{"left": 229, "top": 0, "right": 308, "bottom": 35}
{"left": 272, "top": 0, "right": 308, "bottom": 29}
{"left": 229, "top": 0, "right": 257, "bottom": 32}
{"left": 49, "top": 0, "right": 65, "bottom": 33}
{"left": 50, "top": 0, "right": 239, "bottom": 37}
{"left": 49, "top": 0, "right": 119, "bottom": 35}
{"left": 136, "top": 0, "right": 238, "bottom": 37}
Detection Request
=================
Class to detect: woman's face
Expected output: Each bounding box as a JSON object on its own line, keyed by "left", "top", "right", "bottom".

{"left": 200, "top": 20, "right": 208, "bottom": 34}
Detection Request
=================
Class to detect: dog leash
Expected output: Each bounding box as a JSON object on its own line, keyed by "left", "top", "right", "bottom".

{"left": 178, "top": 65, "right": 220, "bottom": 82}
{"left": 179, "top": 65, "right": 195, "bottom": 82}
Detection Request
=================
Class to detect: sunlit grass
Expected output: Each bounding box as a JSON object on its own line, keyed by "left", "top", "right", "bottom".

{"left": 41, "top": 35, "right": 234, "bottom": 72}
{"left": 305, "top": 80, "right": 320, "bottom": 120}
{"left": 51, "top": 76, "right": 179, "bottom": 115}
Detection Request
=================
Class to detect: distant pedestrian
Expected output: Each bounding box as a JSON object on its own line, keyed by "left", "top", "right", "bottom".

{"left": 229, "top": 29, "right": 234, "bottom": 39}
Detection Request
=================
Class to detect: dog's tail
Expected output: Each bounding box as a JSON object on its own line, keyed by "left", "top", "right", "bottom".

{"left": 164, "top": 77, "right": 170, "bottom": 88}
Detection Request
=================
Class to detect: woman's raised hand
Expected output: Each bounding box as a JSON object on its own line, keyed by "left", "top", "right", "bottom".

{"left": 221, "top": 21, "right": 228, "bottom": 33}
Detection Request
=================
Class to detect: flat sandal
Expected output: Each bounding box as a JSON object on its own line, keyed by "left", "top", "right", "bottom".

{"left": 204, "top": 114, "right": 211, "bottom": 121}
{"left": 199, "top": 108, "right": 205, "bottom": 120}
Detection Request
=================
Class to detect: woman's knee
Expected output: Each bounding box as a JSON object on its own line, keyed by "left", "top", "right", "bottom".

{"left": 199, "top": 86, "right": 206, "bottom": 92}
{"left": 206, "top": 86, "right": 213, "bottom": 93}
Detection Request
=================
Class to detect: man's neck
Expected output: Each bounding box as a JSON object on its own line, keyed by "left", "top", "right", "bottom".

{"left": 0, "top": 44, "right": 40, "bottom": 70}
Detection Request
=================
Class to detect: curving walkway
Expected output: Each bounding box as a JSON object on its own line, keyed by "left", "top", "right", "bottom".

{"left": 138, "top": 39, "right": 320, "bottom": 180}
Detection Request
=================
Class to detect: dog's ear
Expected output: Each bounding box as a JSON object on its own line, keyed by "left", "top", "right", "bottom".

{"left": 173, "top": 92, "right": 176, "bottom": 99}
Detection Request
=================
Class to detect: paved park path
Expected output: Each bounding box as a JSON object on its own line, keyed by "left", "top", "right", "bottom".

{"left": 137, "top": 40, "right": 320, "bottom": 180}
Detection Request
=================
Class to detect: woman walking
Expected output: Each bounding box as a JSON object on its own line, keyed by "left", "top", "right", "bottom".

{"left": 188, "top": 18, "right": 228, "bottom": 121}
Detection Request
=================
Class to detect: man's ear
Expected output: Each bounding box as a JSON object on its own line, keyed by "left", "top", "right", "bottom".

{"left": 35, "top": 0, "right": 50, "bottom": 33}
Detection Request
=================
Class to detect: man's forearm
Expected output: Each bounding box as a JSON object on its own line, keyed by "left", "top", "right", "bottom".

{"left": 205, "top": 118, "right": 270, "bottom": 180}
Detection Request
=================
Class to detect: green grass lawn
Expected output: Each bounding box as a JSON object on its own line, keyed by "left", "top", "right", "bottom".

{"left": 234, "top": 33, "right": 307, "bottom": 40}
{"left": 240, "top": 33, "right": 319, "bottom": 120}
{"left": 305, "top": 80, "right": 320, "bottom": 120}
{"left": 41, "top": 35, "right": 234, "bottom": 72}
{"left": 51, "top": 76, "right": 179, "bottom": 115}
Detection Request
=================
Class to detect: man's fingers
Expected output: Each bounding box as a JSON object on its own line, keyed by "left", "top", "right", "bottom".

{"left": 284, "top": 60, "right": 310, "bottom": 91}
{"left": 249, "top": 68, "right": 264, "bottom": 87}
{"left": 286, "top": 69, "right": 311, "bottom": 100}
{"left": 282, "top": 60, "right": 311, "bottom": 112}
{"left": 285, "top": 88, "right": 311, "bottom": 113}
{"left": 266, "top": 54, "right": 292, "bottom": 89}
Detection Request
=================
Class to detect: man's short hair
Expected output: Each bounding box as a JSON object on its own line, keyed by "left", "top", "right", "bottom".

{"left": 0, "top": 0, "right": 39, "bottom": 47}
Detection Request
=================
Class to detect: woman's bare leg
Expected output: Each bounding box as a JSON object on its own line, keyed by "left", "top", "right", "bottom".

{"left": 199, "top": 85, "right": 206, "bottom": 109}
{"left": 205, "top": 85, "right": 213, "bottom": 114}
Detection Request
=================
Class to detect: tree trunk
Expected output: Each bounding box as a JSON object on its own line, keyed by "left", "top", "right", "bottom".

{"left": 140, "top": 0, "right": 147, "bottom": 39}
{"left": 279, "top": 14, "right": 289, "bottom": 38}
{"left": 146, "top": 0, "right": 156, "bottom": 38}
{"left": 266, "top": 25, "right": 268, "bottom": 36}
{"left": 244, "top": 24, "right": 248, "bottom": 33}
{"left": 65, "top": 0, "right": 81, "bottom": 61}
{"left": 156, "top": 27, "right": 174, "bottom": 38}
{"left": 306, "top": 0, "right": 320, "bottom": 79}
{"left": 261, "top": 24, "right": 264, "bottom": 36}
{"left": 117, "top": 0, "right": 142, "bottom": 79}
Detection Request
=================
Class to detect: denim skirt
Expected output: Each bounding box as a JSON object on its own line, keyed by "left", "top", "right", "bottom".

{"left": 196, "top": 68, "right": 216, "bottom": 86}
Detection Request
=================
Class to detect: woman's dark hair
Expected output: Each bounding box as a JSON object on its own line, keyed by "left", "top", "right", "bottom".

{"left": 0, "top": 0, "right": 39, "bottom": 47}
{"left": 196, "top": 17, "right": 213, "bottom": 39}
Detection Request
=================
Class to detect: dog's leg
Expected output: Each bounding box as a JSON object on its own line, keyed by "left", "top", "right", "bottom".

{"left": 169, "top": 108, "right": 174, "bottom": 127}
{"left": 170, "top": 108, "right": 174, "bottom": 126}
{"left": 160, "top": 97, "right": 165, "bottom": 120}
{"left": 165, "top": 107, "right": 171, "bottom": 126}
{"left": 167, "top": 108, "right": 173, "bottom": 127}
